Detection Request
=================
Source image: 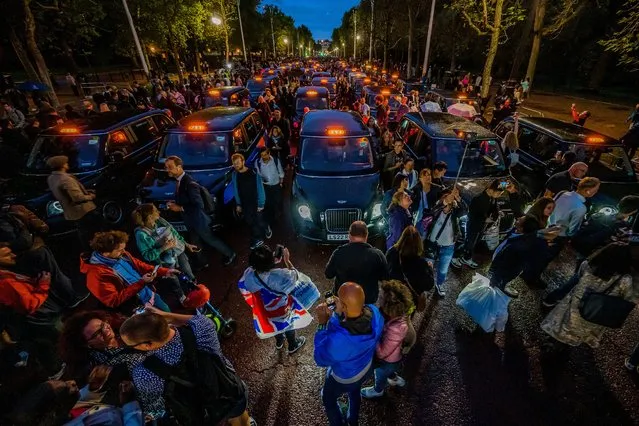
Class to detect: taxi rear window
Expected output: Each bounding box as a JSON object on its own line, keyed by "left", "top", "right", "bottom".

{"left": 162, "top": 132, "right": 229, "bottom": 167}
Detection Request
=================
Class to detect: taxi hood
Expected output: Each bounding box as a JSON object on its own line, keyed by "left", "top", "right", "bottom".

{"left": 293, "top": 173, "right": 380, "bottom": 212}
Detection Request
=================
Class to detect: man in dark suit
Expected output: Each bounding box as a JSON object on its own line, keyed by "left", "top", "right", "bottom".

{"left": 165, "top": 156, "right": 236, "bottom": 266}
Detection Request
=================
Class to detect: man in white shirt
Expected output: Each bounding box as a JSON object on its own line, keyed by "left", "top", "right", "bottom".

{"left": 358, "top": 97, "right": 370, "bottom": 117}
{"left": 255, "top": 147, "right": 284, "bottom": 238}
{"left": 420, "top": 94, "right": 442, "bottom": 113}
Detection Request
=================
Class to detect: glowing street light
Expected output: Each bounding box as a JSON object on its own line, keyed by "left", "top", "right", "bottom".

{"left": 150, "top": 46, "right": 156, "bottom": 53}
{"left": 211, "top": 16, "right": 222, "bottom": 25}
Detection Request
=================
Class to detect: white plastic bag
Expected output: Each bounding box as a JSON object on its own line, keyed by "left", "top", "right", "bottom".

{"left": 456, "top": 273, "right": 511, "bottom": 332}
{"left": 483, "top": 218, "right": 501, "bottom": 251}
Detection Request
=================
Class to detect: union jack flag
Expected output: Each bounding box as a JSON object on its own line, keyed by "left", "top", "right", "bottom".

{"left": 238, "top": 271, "right": 314, "bottom": 339}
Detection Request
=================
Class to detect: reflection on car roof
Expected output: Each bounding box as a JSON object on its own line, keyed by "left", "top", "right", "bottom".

{"left": 406, "top": 112, "right": 496, "bottom": 139}
{"left": 296, "top": 86, "right": 329, "bottom": 96}
{"left": 175, "top": 107, "right": 253, "bottom": 132}
{"left": 300, "top": 111, "right": 368, "bottom": 137}
{"left": 206, "top": 86, "right": 247, "bottom": 96}
{"left": 514, "top": 117, "right": 618, "bottom": 144}
{"left": 46, "top": 109, "right": 167, "bottom": 134}
{"left": 364, "top": 86, "right": 401, "bottom": 95}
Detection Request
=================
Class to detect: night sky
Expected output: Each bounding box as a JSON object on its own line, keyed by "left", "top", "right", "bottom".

{"left": 262, "top": 0, "right": 360, "bottom": 40}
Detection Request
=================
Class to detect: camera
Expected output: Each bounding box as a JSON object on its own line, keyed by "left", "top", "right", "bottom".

{"left": 273, "top": 244, "right": 285, "bottom": 261}
{"left": 325, "top": 291, "right": 336, "bottom": 310}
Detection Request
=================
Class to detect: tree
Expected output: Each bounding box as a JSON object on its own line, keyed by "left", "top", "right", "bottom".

{"left": 451, "top": 0, "right": 524, "bottom": 97}
{"left": 600, "top": 0, "right": 639, "bottom": 71}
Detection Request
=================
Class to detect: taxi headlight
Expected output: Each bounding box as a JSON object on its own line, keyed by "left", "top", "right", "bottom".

{"left": 371, "top": 202, "right": 382, "bottom": 219}
{"left": 598, "top": 206, "right": 618, "bottom": 216}
{"left": 298, "top": 204, "right": 312, "bottom": 220}
{"left": 47, "top": 201, "right": 64, "bottom": 217}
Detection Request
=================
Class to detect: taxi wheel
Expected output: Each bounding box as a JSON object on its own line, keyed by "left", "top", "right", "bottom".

{"left": 102, "top": 200, "right": 125, "bottom": 225}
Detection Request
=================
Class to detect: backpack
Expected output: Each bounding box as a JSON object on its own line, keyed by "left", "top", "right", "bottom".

{"left": 190, "top": 181, "right": 215, "bottom": 215}
{"left": 143, "top": 325, "right": 245, "bottom": 426}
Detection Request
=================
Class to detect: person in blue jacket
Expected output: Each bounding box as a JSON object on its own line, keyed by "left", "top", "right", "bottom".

{"left": 231, "top": 153, "right": 267, "bottom": 249}
{"left": 314, "top": 282, "right": 384, "bottom": 426}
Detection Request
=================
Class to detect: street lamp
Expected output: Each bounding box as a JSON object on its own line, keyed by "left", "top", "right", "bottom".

{"left": 283, "top": 38, "right": 288, "bottom": 56}
{"left": 355, "top": 35, "right": 360, "bottom": 60}
{"left": 211, "top": 16, "right": 222, "bottom": 25}
{"left": 342, "top": 42, "right": 345, "bottom": 58}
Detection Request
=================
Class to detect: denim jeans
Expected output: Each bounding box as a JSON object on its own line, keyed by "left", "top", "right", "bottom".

{"left": 435, "top": 244, "right": 456, "bottom": 288}
{"left": 373, "top": 360, "right": 401, "bottom": 392}
{"left": 322, "top": 367, "right": 372, "bottom": 426}
{"left": 275, "top": 329, "right": 297, "bottom": 348}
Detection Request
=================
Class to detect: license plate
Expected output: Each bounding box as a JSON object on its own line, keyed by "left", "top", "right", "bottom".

{"left": 327, "top": 234, "right": 349, "bottom": 241}
{"left": 173, "top": 224, "right": 187, "bottom": 232}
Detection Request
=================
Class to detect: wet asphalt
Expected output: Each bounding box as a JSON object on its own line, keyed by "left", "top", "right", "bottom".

{"left": 195, "top": 181, "right": 639, "bottom": 426}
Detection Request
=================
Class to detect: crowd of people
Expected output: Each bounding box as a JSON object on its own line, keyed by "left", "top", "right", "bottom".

{"left": 1, "top": 59, "right": 639, "bottom": 426}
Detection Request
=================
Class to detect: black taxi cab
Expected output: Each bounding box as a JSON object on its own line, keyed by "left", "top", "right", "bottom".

{"left": 396, "top": 112, "right": 521, "bottom": 232}
{"left": 311, "top": 77, "right": 337, "bottom": 101}
{"left": 203, "top": 86, "right": 250, "bottom": 108}
{"left": 138, "top": 107, "right": 265, "bottom": 231}
{"left": 494, "top": 116, "right": 639, "bottom": 213}
{"left": 427, "top": 89, "right": 481, "bottom": 115}
{"left": 8, "top": 109, "right": 174, "bottom": 235}
{"left": 247, "top": 75, "right": 278, "bottom": 104}
{"left": 291, "top": 86, "right": 330, "bottom": 141}
{"left": 291, "top": 110, "right": 383, "bottom": 242}
{"left": 365, "top": 86, "right": 403, "bottom": 125}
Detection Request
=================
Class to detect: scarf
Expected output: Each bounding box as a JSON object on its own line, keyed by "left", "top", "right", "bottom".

{"left": 90, "top": 252, "right": 153, "bottom": 304}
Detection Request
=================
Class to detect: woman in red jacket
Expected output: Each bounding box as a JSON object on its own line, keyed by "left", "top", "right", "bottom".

{"left": 80, "top": 231, "right": 208, "bottom": 314}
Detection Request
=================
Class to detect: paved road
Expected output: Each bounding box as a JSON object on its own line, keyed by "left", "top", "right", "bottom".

{"left": 196, "top": 183, "right": 639, "bottom": 426}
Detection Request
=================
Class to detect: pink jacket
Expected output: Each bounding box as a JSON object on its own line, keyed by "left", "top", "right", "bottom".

{"left": 376, "top": 316, "right": 408, "bottom": 363}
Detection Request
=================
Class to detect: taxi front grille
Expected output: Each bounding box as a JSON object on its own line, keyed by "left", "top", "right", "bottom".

{"left": 325, "top": 209, "right": 361, "bottom": 233}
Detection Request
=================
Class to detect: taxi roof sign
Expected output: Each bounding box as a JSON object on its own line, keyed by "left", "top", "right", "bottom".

{"left": 326, "top": 128, "right": 346, "bottom": 136}
{"left": 60, "top": 127, "right": 79, "bottom": 134}
{"left": 187, "top": 123, "right": 207, "bottom": 132}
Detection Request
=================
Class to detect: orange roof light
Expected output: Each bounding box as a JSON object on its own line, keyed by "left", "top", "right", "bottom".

{"left": 381, "top": 90, "right": 391, "bottom": 95}
{"left": 255, "top": 77, "right": 262, "bottom": 81}
{"left": 111, "top": 130, "right": 128, "bottom": 143}
{"left": 382, "top": 69, "right": 387, "bottom": 74}
{"left": 306, "top": 90, "right": 318, "bottom": 95}
{"left": 320, "top": 79, "right": 328, "bottom": 84}
{"left": 187, "top": 123, "right": 207, "bottom": 132}
{"left": 458, "top": 94, "right": 468, "bottom": 99}
{"left": 208, "top": 90, "right": 220, "bottom": 96}
{"left": 326, "top": 128, "right": 346, "bottom": 136}
{"left": 60, "top": 127, "right": 79, "bottom": 134}
{"left": 587, "top": 136, "right": 605, "bottom": 143}
{"left": 391, "top": 74, "right": 399, "bottom": 79}
{"left": 268, "top": 70, "right": 274, "bottom": 74}
{"left": 363, "top": 78, "right": 371, "bottom": 83}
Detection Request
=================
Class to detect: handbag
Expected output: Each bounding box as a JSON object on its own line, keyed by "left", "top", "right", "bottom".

{"left": 578, "top": 275, "right": 635, "bottom": 328}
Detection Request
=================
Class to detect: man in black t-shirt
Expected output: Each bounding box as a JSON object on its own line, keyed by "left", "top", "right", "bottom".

{"left": 543, "top": 162, "right": 588, "bottom": 198}
{"left": 325, "top": 221, "right": 389, "bottom": 304}
{"left": 231, "top": 153, "right": 267, "bottom": 249}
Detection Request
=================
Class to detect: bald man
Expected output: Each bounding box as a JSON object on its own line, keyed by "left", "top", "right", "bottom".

{"left": 314, "top": 282, "right": 384, "bottom": 426}
{"left": 544, "top": 161, "right": 588, "bottom": 198}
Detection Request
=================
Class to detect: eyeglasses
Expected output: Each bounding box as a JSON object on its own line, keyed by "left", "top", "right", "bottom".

{"left": 87, "top": 321, "right": 109, "bottom": 342}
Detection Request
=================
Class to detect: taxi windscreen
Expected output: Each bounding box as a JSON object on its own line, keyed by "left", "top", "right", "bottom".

{"left": 27, "top": 134, "right": 105, "bottom": 172}
{"left": 162, "top": 132, "right": 229, "bottom": 167}
{"left": 563, "top": 144, "right": 635, "bottom": 182}
{"left": 300, "top": 137, "right": 374, "bottom": 174}
{"left": 296, "top": 97, "right": 329, "bottom": 113}
{"left": 435, "top": 139, "right": 506, "bottom": 178}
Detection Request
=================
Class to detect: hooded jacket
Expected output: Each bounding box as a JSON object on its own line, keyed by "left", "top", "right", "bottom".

{"left": 314, "top": 305, "right": 384, "bottom": 383}
{"left": 376, "top": 316, "right": 409, "bottom": 363}
{"left": 386, "top": 205, "right": 413, "bottom": 250}
{"left": 80, "top": 251, "right": 170, "bottom": 310}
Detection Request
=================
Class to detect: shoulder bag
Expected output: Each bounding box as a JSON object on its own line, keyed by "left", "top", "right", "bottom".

{"left": 578, "top": 275, "right": 635, "bottom": 328}
{"left": 424, "top": 211, "right": 451, "bottom": 260}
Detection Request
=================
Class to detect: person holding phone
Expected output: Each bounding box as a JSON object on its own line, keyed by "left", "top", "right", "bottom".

{"left": 81, "top": 231, "right": 209, "bottom": 314}
{"left": 452, "top": 179, "right": 521, "bottom": 269}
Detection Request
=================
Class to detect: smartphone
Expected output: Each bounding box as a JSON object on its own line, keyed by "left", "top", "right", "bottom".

{"left": 152, "top": 265, "right": 160, "bottom": 276}
{"left": 498, "top": 180, "right": 509, "bottom": 190}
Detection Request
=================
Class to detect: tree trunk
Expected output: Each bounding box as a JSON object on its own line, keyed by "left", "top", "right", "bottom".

{"left": 22, "top": 0, "right": 59, "bottom": 107}
{"left": 220, "top": 0, "right": 230, "bottom": 65}
{"left": 450, "top": 44, "right": 456, "bottom": 72}
{"left": 509, "top": 0, "right": 537, "bottom": 79}
{"left": 10, "top": 28, "right": 39, "bottom": 81}
{"left": 60, "top": 40, "right": 80, "bottom": 74}
{"left": 407, "top": 4, "right": 413, "bottom": 78}
{"left": 587, "top": 50, "right": 611, "bottom": 91}
{"left": 524, "top": 0, "right": 547, "bottom": 91}
{"left": 167, "top": 31, "right": 184, "bottom": 83}
{"left": 194, "top": 40, "right": 202, "bottom": 74}
{"left": 383, "top": 45, "right": 387, "bottom": 70}
{"left": 480, "top": 0, "right": 505, "bottom": 99}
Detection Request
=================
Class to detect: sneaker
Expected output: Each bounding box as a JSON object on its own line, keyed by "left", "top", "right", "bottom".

{"left": 450, "top": 258, "right": 463, "bottom": 269}
{"left": 250, "top": 240, "right": 264, "bottom": 250}
{"left": 541, "top": 299, "right": 557, "bottom": 308}
{"left": 387, "top": 374, "right": 406, "bottom": 387}
{"left": 287, "top": 336, "right": 306, "bottom": 355}
{"left": 182, "top": 284, "right": 210, "bottom": 309}
{"left": 265, "top": 226, "right": 273, "bottom": 240}
{"left": 275, "top": 340, "right": 284, "bottom": 350}
{"left": 624, "top": 358, "right": 638, "bottom": 372}
{"left": 223, "top": 253, "right": 237, "bottom": 267}
{"left": 503, "top": 285, "right": 519, "bottom": 298}
{"left": 361, "top": 386, "right": 384, "bottom": 398}
{"left": 435, "top": 284, "right": 446, "bottom": 297}
{"left": 460, "top": 258, "right": 479, "bottom": 268}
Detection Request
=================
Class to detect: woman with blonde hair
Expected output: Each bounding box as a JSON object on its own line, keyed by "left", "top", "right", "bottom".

{"left": 267, "top": 125, "right": 290, "bottom": 166}
{"left": 132, "top": 203, "right": 198, "bottom": 280}
{"left": 502, "top": 131, "right": 520, "bottom": 168}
